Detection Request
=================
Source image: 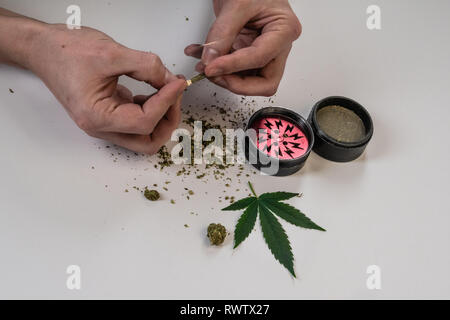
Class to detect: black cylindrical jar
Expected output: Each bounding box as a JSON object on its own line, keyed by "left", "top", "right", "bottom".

{"left": 245, "top": 107, "right": 315, "bottom": 176}
{"left": 308, "top": 96, "right": 374, "bottom": 162}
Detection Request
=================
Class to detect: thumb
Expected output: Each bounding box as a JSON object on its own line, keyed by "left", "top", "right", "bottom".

{"left": 201, "top": 1, "right": 253, "bottom": 68}
{"left": 142, "top": 79, "right": 186, "bottom": 122}
{"left": 114, "top": 47, "right": 178, "bottom": 90}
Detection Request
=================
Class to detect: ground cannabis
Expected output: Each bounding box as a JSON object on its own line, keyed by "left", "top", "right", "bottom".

{"left": 157, "top": 146, "right": 173, "bottom": 169}
{"left": 144, "top": 189, "right": 160, "bottom": 201}
{"left": 99, "top": 94, "right": 267, "bottom": 223}
{"left": 207, "top": 223, "right": 227, "bottom": 246}
{"left": 317, "top": 105, "right": 366, "bottom": 143}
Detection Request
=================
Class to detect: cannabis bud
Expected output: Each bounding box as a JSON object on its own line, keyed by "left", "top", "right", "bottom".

{"left": 144, "top": 189, "right": 160, "bottom": 201}
{"left": 207, "top": 223, "right": 227, "bottom": 246}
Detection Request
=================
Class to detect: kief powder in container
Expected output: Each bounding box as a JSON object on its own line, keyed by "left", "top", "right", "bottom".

{"left": 308, "top": 96, "right": 374, "bottom": 162}
{"left": 316, "top": 105, "right": 366, "bottom": 143}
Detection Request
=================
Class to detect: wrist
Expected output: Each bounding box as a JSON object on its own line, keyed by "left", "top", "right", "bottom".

{"left": 0, "top": 15, "right": 48, "bottom": 69}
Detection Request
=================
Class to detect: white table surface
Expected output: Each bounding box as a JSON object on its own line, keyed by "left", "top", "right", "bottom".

{"left": 0, "top": 0, "right": 449, "bottom": 299}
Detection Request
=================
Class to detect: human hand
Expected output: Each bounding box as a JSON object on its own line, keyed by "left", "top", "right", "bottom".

{"left": 184, "top": 0, "right": 301, "bottom": 96}
{"left": 27, "top": 24, "right": 186, "bottom": 154}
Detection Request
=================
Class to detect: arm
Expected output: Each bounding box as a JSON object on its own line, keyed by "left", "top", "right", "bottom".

{"left": 184, "top": 0, "right": 301, "bottom": 97}
{"left": 0, "top": 8, "right": 186, "bottom": 154}
{"left": 0, "top": 8, "right": 44, "bottom": 68}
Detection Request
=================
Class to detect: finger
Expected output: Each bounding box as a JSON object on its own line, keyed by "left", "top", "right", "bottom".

{"left": 200, "top": 1, "right": 254, "bottom": 67}
{"left": 195, "top": 61, "right": 205, "bottom": 73}
{"left": 99, "top": 79, "right": 186, "bottom": 134}
{"left": 133, "top": 94, "right": 150, "bottom": 106}
{"left": 93, "top": 131, "right": 173, "bottom": 155}
{"left": 132, "top": 73, "right": 183, "bottom": 106}
{"left": 209, "top": 48, "right": 290, "bottom": 96}
{"left": 94, "top": 132, "right": 156, "bottom": 155}
{"left": 165, "top": 93, "right": 183, "bottom": 126}
{"left": 184, "top": 44, "right": 203, "bottom": 59}
{"left": 94, "top": 93, "right": 183, "bottom": 155}
{"left": 116, "top": 84, "right": 133, "bottom": 101}
{"left": 149, "top": 93, "right": 183, "bottom": 148}
{"left": 231, "top": 29, "right": 259, "bottom": 50}
{"left": 141, "top": 79, "right": 185, "bottom": 123}
{"left": 205, "top": 31, "right": 291, "bottom": 77}
{"left": 114, "top": 47, "right": 178, "bottom": 89}
{"left": 185, "top": 32, "right": 255, "bottom": 60}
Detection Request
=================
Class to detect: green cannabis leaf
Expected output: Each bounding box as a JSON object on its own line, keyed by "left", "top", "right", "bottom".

{"left": 222, "top": 182, "right": 326, "bottom": 277}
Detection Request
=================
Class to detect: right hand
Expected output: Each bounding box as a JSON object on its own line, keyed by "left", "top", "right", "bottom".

{"left": 184, "top": 0, "right": 301, "bottom": 97}
{"left": 28, "top": 24, "right": 186, "bottom": 155}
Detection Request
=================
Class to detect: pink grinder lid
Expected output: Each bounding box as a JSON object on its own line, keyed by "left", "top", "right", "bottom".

{"left": 250, "top": 116, "right": 309, "bottom": 160}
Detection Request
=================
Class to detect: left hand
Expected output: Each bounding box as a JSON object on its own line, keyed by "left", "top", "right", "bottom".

{"left": 27, "top": 24, "right": 186, "bottom": 154}
{"left": 184, "top": 0, "right": 301, "bottom": 96}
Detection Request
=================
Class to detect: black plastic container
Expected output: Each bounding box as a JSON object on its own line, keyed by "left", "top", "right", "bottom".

{"left": 245, "top": 107, "right": 315, "bottom": 176}
{"left": 308, "top": 96, "right": 374, "bottom": 162}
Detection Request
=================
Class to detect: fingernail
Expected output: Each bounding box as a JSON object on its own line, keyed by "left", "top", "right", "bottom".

{"left": 185, "top": 44, "right": 203, "bottom": 57}
{"left": 165, "top": 69, "right": 177, "bottom": 83}
{"left": 202, "top": 47, "right": 220, "bottom": 66}
{"left": 176, "top": 74, "right": 186, "bottom": 80}
{"left": 196, "top": 62, "right": 206, "bottom": 73}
